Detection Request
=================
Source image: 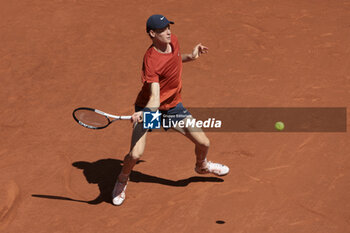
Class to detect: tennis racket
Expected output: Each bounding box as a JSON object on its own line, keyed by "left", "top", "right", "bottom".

{"left": 73, "top": 107, "right": 132, "bottom": 129}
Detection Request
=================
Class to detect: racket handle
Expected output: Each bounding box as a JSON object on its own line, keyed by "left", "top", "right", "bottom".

{"left": 120, "top": 116, "right": 132, "bottom": 120}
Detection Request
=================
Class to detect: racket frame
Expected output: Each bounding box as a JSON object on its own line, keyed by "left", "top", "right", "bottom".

{"left": 73, "top": 107, "right": 131, "bottom": 129}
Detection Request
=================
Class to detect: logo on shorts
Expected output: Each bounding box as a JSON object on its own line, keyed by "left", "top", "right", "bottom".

{"left": 143, "top": 110, "right": 162, "bottom": 129}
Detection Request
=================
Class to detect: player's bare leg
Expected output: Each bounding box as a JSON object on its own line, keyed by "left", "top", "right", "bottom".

{"left": 121, "top": 123, "right": 148, "bottom": 179}
{"left": 172, "top": 119, "right": 209, "bottom": 165}
{"left": 172, "top": 116, "right": 229, "bottom": 176}
{"left": 112, "top": 123, "right": 147, "bottom": 205}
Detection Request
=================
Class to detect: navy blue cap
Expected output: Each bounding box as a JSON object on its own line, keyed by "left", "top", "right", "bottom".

{"left": 146, "top": 14, "right": 174, "bottom": 33}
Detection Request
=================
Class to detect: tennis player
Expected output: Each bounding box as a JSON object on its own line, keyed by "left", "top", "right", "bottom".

{"left": 112, "top": 14, "right": 229, "bottom": 206}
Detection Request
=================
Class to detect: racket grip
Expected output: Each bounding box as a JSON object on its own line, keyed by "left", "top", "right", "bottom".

{"left": 120, "top": 116, "right": 132, "bottom": 120}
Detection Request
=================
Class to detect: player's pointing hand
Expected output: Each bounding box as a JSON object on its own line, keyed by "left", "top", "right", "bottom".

{"left": 192, "top": 43, "right": 209, "bottom": 59}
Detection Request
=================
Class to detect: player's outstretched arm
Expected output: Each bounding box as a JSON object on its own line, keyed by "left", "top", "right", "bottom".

{"left": 181, "top": 43, "right": 209, "bottom": 62}
{"left": 131, "top": 82, "right": 160, "bottom": 124}
{"left": 145, "top": 82, "right": 160, "bottom": 110}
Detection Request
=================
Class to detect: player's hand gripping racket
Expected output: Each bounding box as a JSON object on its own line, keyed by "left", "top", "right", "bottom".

{"left": 73, "top": 107, "right": 132, "bottom": 129}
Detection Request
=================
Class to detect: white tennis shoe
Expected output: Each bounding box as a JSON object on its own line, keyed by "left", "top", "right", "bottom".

{"left": 112, "top": 180, "right": 128, "bottom": 206}
{"left": 195, "top": 161, "right": 229, "bottom": 176}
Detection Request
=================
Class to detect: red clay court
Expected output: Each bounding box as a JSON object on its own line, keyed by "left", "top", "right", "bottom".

{"left": 1, "top": 0, "right": 349, "bottom": 232}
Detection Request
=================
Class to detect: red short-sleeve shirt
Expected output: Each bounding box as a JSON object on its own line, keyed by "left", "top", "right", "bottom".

{"left": 135, "top": 34, "right": 183, "bottom": 110}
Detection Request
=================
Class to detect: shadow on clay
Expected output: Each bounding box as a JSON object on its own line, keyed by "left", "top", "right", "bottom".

{"left": 32, "top": 158, "right": 224, "bottom": 205}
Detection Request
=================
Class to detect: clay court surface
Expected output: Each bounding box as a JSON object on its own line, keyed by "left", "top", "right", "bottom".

{"left": 1, "top": 0, "right": 350, "bottom": 232}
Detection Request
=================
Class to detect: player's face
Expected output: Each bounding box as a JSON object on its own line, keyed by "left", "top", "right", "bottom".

{"left": 153, "top": 25, "right": 171, "bottom": 44}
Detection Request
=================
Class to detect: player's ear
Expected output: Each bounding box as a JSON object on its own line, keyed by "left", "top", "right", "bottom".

{"left": 149, "top": 30, "right": 156, "bottom": 38}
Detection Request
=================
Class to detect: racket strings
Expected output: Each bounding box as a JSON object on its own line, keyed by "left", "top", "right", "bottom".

{"left": 74, "top": 109, "right": 109, "bottom": 128}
